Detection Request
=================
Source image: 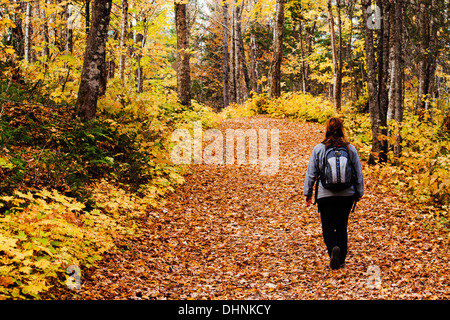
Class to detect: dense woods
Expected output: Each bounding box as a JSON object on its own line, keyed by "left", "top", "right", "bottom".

{"left": 0, "top": 0, "right": 449, "bottom": 299}
{"left": 4, "top": 0, "right": 449, "bottom": 121}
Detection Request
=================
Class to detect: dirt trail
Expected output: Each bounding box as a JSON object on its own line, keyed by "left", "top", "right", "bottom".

{"left": 74, "top": 116, "right": 449, "bottom": 299}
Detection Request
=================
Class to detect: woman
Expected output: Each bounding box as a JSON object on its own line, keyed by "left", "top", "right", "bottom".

{"left": 303, "top": 117, "right": 364, "bottom": 270}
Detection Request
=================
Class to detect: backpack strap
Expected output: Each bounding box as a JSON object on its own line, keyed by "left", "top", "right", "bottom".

{"left": 313, "top": 176, "right": 319, "bottom": 206}
{"left": 313, "top": 145, "right": 331, "bottom": 207}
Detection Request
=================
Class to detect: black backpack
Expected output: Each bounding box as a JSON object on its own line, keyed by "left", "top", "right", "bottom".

{"left": 320, "top": 145, "right": 355, "bottom": 191}
{"left": 314, "top": 144, "right": 359, "bottom": 210}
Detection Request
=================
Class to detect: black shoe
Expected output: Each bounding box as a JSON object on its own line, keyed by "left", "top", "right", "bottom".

{"left": 330, "top": 246, "right": 340, "bottom": 270}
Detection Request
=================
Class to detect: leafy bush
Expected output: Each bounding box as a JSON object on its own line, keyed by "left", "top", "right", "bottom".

{"left": 0, "top": 85, "right": 220, "bottom": 298}
{"left": 0, "top": 105, "right": 143, "bottom": 204}
{"left": 352, "top": 94, "right": 369, "bottom": 114}
{"left": 0, "top": 188, "right": 140, "bottom": 299}
{"left": 222, "top": 92, "right": 334, "bottom": 124}
{"left": 0, "top": 91, "right": 219, "bottom": 205}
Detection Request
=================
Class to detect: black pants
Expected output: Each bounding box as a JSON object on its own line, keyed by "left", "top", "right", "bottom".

{"left": 317, "top": 196, "right": 355, "bottom": 265}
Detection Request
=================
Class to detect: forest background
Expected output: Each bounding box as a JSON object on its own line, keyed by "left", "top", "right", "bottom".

{"left": 0, "top": 0, "right": 449, "bottom": 299}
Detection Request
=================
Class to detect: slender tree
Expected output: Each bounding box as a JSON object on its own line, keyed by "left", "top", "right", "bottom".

{"left": 135, "top": 31, "right": 145, "bottom": 94}
{"left": 77, "top": 0, "right": 113, "bottom": 121}
{"left": 222, "top": 0, "right": 230, "bottom": 108}
{"left": 415, "top": 0, "right": 439, "bottom": 118}
{"left": 236, "top": 0, "right": 250, "bottom": 100}
{"left": 391, "top": 0, "right": 405, "bottom": 157}
{"left": 229, "top": 1, "right": 236, "bottom": 104}
{"left": 231, "top": 0, "right": 241, "bottom": 103}
{"left": 85, "top": 0, "right": 91, "bottom": 35}
{"left": 65, "top": 4, "right": 74, "bottom": 55}
{"left": 119, "top": 0, "right": 128, "bottom": 85}
{"left": 326, "top": 0, "right": 343, "bottom": 112}
{"left": 24, "top": 1, "right": 31, "bottom": 62}
{"left": 269, "top": 0, "right": 285, "bottom": 98}
{"left": 175, "top": 0, "right": 192, "bottom": 107}
{"left": 362, "top": 0, "right": 383, "bottom": 164}
{"left": 249, "top": 0, "right": 261, "bottom": 94}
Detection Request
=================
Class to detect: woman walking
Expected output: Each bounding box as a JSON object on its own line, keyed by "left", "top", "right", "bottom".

{"left": 303, "top": 117, "right": 364, "bottom": 269}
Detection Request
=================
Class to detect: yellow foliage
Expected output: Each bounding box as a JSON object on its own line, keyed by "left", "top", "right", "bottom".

{"left": 222, "top": 92, "right": 335, "bottom": 124}
{"left": 0, "top": 189, "right": 134, "bottom": 299}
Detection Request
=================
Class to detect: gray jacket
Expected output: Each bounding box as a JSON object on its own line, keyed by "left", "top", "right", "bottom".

{"left": 303, "top": 143, "right": 365, "bottom": 199}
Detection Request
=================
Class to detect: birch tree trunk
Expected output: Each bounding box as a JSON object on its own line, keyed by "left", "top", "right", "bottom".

{"left": 298, "top": 18, "right": 306, "bottom": 93}
{"left": 250, "top": 32, "right": 259, "bottom": 94}
{"left": 65, "top": 4, "right": 74, "bottom": 55}
{"left": 269, "top": 0, "right": 284, "bottom": 98}
{"left": 48, "top": 0, "right": 56, "bottom": 48}
{"left": 24, "top": 2, "right": 31, "bottom": 62}
{"left": 250, "top": 0, "right": 261, "bottom": 94}
{"left": 337, "top": 1, "right": 343, "bottom": 108}
{"left": 77, "top": 0, "right": 113, "bottom": 121}
{"left": 232, "top": 0, "right": 241, "bottom": 103}
{"left": 222, "top": 1, "right": 230, "bottom": 109}
{"left": 119, "top": 0, "right": 128, "bottom": 85}
{"left": 175, "top": 1, "right": 192, "bottom": 107}
{"left": 229, "top": 1, "right": 236, "bottom": 104}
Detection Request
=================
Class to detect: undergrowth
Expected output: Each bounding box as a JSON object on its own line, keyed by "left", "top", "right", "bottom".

{"left": 0, "top": 83, "right": 219, "bottom": 299}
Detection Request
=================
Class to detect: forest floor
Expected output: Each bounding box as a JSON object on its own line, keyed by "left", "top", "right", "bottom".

{"left": 62, "top": 116, "right": 449, "bottom": 300}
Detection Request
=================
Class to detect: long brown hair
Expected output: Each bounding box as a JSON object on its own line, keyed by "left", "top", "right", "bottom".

{"left": 322, "top": 117, "right": 350, "bottom": 149}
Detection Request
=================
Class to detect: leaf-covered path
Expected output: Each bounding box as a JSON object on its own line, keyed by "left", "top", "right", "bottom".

{"left": 74, "top": 116, "right": 449, "bottom": 299}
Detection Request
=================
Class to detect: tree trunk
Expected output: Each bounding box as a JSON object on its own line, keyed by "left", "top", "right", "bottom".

{"left": 229, "top": 1, "right": 236, "bottom": 104}
{"left": 345, "top": 0, "right": 356, "bottom": 101}
{"left": 250, "top": 32, "right": 259, "bottom": 94}
{"left": 416, "top": 0, "right": 430, "bottom": 115}
{"left": 416, "top": 0, "right": 438, "bottom": 120}
{"left": 135, "top": 32, "right": 144, "bottom": 93}
{"left": 24, "top": 1, "right": 31, "bottom": 62}
{"left": 376, "top": 0, "right": 390, "bottom": 162}
{"left": 238, "top": 29, "right": 251, "bottom": 100}
{"left": 232, "top": 0, "right": 241, "bottom": 103}
{"left": 362, "top": 0, "right": 381, "bottom": 164}
{"left": 327, "top": 0, "right": 342, "bottom": 112}
{"left": 222, "top": 1, "right": 230, "bottom": 108}
{"left": 236, "top": 1, "right": 250, "bottom": 100}
{"left": 250, "top": 0, "right": 261, "bottom": 94}
{"left": 11, "top": 0, "right": 24, "bottom": 60}
{"left": 298, "top": 19, "right": 308, "bottom": 93}
{"left": 119, "top": 0, "right": 128, "bottom": 85}
{"left": 337, "top": 0, "right": 343, "bottom": 108}
{"left": 304, "top": 22, "right": 316, "bottom": 94}
{"left": 269, "top": 0, "right": 285, "bottom": 98}
{"left": 85, "top": 0, "right": 91, "bottom": 35}
{"left": 392, "top": 0, "right": 405, "bottom": 157}
{"left": 41, "top": 4, "right": 49, "bottom": 63}
{"left": 48, "top": 0, "right": 56, "bottom": 49}
{"left": 77, "top": 0, "right": 113, "bottom": 122}
{"left": 175, "top": 1, "right": 192, "bottom": 107}
{"left": 65, "top": 4, "right": 74, "bottom": 55}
